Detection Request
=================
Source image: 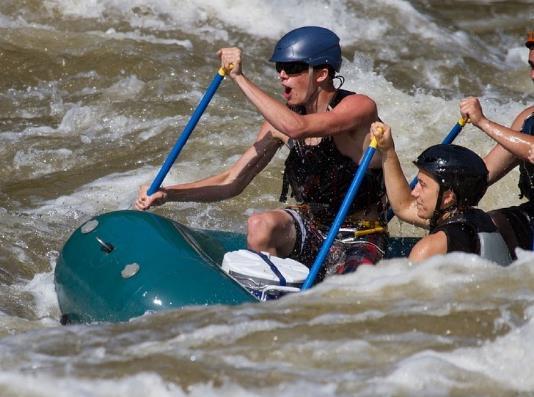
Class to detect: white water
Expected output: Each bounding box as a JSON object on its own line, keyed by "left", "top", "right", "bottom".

{"left": 0, "top": 0, "right": 533, "bottom": 395}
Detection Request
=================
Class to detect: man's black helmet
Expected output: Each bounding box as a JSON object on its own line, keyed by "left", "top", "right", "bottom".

{"left": 414, "top": 144, "right": 488, "bottom": 207}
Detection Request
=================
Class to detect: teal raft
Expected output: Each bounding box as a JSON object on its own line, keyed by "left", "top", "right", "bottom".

{"left": 55, "top": 210, "right": 418, "bottom": 324}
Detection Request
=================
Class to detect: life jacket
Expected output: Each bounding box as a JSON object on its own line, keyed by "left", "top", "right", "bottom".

{"left": 279, "top": 89, "right": 386, "bottom": 224}
{"left": 518, "top": 113, "right": 534, "bottom": 200}
{"left": 431, "top": 208, "right": 512, "bottom": 266}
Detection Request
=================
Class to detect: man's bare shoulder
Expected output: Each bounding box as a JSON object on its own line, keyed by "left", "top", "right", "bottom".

{"left": 334, "top": 93, "right": 378, "bottom": 121}
{"left": 340, "top": 92, "right": 377, "bottom": 107}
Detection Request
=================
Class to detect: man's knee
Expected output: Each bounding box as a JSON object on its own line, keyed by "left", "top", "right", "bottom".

{"left": 247, "top": 213, "right": 275, "bottom": 250}
{"left": 246, "top": 211, "right": 295, "bottom": 255}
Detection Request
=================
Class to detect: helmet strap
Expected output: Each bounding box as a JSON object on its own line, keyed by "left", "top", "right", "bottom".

{"left": 429, "top": 186, "right": 445, "bottom": 229}
{"left": 333, "top": 75, "right": 345, "bottom": 89}
{"left": 430, "top": 187, "right": 459, "bottom": 229}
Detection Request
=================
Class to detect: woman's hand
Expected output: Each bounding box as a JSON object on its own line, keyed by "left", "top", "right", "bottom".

{"left": 371, "top": 121, "right": 394, "bottom": 152}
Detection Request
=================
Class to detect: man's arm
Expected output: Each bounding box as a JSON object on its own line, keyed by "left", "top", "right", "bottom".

{"left": 219, "top": 47, "right": 378, "bottom": 140}
{"left": 135, "top": 122, "right": 284, "bottom": 210}
{"left": 461, "top": 98, "right": 534, "bottom": 181}
{"left": 480, "top": 105, "right": 534, "bottom": 184}
{"left": 483, "top": 144, "right": 519, "bottom": 185}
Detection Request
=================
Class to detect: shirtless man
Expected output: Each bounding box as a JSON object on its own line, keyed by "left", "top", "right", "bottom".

{"left": 460, "top": 32, "right": 534, "bottom": 257}
{"left": 136, "top": 26, "right": 387, "bottom": 280}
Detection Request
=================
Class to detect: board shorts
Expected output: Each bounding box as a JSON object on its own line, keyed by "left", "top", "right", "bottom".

{"left": 284, "top": 205, "right": 388, "bottom": 283}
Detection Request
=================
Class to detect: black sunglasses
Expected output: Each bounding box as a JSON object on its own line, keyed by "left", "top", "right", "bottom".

{"left": 275, "top": 62, "right": 309, "bottom": 75}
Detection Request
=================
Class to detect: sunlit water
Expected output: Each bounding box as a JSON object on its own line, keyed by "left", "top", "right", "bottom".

{"left": 0, "top": 0, "right": 533, "bottom": 395}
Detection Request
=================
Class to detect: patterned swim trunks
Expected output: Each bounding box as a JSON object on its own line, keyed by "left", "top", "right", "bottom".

{"left": 284, "top": 206, "right": 387, "bottom": 283}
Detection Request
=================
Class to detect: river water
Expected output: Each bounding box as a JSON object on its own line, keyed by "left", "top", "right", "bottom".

{"left": 1, "top": 0, "right": 533, "bottom": 396}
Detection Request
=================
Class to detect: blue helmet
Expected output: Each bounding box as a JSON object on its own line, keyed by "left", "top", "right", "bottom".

{"left": 270, "top": 26, "right": 342, "bottom": 72}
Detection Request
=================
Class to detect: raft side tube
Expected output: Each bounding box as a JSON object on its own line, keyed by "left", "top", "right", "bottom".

{"left": 55, "top": 210, "right": 257, "bottom": 323}
{"left": 55, "top": 210, "right": 419, "bottom": 324}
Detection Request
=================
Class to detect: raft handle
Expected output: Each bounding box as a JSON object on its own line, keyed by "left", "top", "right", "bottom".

{"left": 96, "top": 237, "right": 114, "bottom": 253}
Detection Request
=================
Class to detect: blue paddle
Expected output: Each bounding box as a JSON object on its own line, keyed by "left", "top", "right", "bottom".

{"left": 385, "top": 117, "right": 467, "bottom": 222}
{"left": 147, "top": 67, "right": 229, "bottom": 196}
{"left": 301, "top": 137, "right": 379, "bottom": 290}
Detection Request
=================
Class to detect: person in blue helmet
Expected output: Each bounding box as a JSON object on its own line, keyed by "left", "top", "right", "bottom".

{"left": 370, "top": 122, "right": 512, "bottom": 265}
{"left": 459, "top": 32, "right": 534, "bottom": 258}
{"left": 136, "top": 26, "right": 387, "bottom": 280}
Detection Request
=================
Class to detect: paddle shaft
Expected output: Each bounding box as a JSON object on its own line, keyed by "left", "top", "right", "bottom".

{"left": 386, "top": 117, "right": 467, "bottom": 222}
{"left": 301, "top": 138, "right": 378, "bottom": 290}
{"left": 147, "top": 68, "right": 227, "bottom": 196}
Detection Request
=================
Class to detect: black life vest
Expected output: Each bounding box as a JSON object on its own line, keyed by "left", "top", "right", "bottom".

{"left": 431, "top": 208, "right": 512, "bottom": 266}
{"left": 279, "top": 89, "right": 386, "bottom": 222}
{"left": 518, "top": 113, "right": 534, "bottom": 200}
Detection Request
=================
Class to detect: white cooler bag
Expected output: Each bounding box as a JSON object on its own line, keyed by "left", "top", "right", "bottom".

{"left": 222, "top": 249, "right": 309, "bottom": 301}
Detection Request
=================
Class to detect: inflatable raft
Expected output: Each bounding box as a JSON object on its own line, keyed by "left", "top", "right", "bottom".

{"left": 55, "top": 210, "right": 418, "bottom": 324}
